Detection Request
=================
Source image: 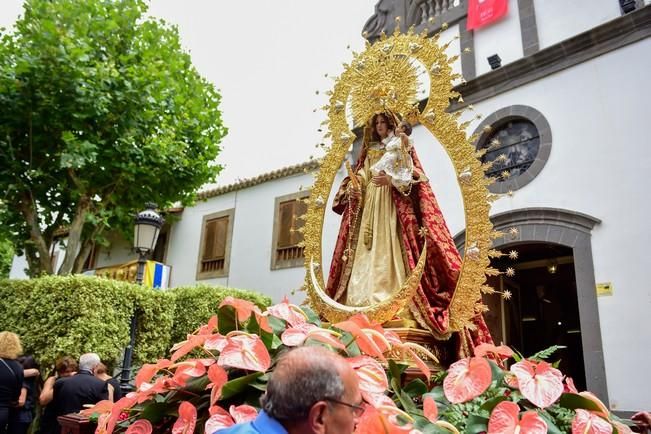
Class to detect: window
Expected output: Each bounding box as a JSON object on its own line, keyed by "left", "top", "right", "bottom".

{"left": 481, "top": 120, "right": 540, "bottom": 181}
{"left": 196, "top": 209, "right": 235, "bottom": 279}
{"left": 472, "top": 105, "right": 552, "bottom": 193}
{"left": 271, "top": 192, "right": 308, "bottom": 270}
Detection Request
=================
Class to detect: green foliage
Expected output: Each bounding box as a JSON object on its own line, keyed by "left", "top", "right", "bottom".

{"left": 0, "top": 237, "right": 13, "bottom": 278}
{"left": 0, "top": 0, "right": 226, "bottom": 275}
{"left": 0, "top": 276, "right": 267, "bottom": 369}
{"left": 167, "top": 285, "right": 271, "bottom": 346}
{"left": 529, "top": 345, "right": 566, "bottom": 361}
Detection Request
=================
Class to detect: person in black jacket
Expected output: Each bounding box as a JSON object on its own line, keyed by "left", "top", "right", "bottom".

{"left": 52, "top": 353, "right": 107, "bottom": 426}
{"left": 37, "top": 356, "right": 77, "bottom": 434}
{"left": 0, "top": 331, "right": 24, "bottom": 434}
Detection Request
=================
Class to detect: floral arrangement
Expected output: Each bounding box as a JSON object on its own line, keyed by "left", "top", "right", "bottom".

{"left": 85, "top": 297, "right": 634, "bottom": 434}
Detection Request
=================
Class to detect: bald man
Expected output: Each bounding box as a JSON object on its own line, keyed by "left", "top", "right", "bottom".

{"left": 216, "top": 346, "right": 363, "bottom": 434}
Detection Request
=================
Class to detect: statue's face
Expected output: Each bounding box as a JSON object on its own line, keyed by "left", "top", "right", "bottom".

{"left": 375, "top": 115, "right": 390, "bottom": 139}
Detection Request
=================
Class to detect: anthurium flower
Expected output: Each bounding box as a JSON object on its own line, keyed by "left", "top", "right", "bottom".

{"left": 134, "top": 359, "right": 172, "bottom": 388}
{"left": 348, "top": 356, "right": 389, "bottom": 405}
{"left": 443, "top": 357, "right": 492, "bottom": 403}
{"left": 80, "top": 400, "right": 113, "bottom": 417}
{"left": 229, "top": 404, "right": 258, "bottom": 423}
{"left": 487, "top": 401, "right": 547, "bottom": 434}
{"left": 354, "top": 402, "right": 416, "bottom": 434}
{"left": 510, "top": 360, "right": 563, "bottom": 408}
{"left": 218, "top": 333, "right": 271, "bottom": 372}
{"left": 206, "top": 364, "right": 228, "bottom": 406}
{"left": 564, "top": 376, "right": 579, "bottom": 393}
{"left": 105, "top": 394, "right": 139, "bottom": 434}
{"left": 423, "top": 396, "right": 438, "bottom": 423}
{"left": 220, "top": 296, "right": 261, "bottom": 322}
{"left": 197, "top": 315, "right": 219, "bottom": 335}
{"left": 173, "top": 360, "right": 207, "bottom": 386}
{"left": 475, "top": 343, "right": 514, "bottom": 360}
{"left": 204, "top": 333, "right": 228, "bottom": 352}
{"left": 170, "top": 334, "right": 209, "bottom": 362}
{"left": 172, "top": 401, "right": 197, "bottom": 434}
{"left": 265, "top": 296, "right": 308, "bottom": 327}
{"left": 334, "top": 320, "right": 387, "bottom": 361}
{"left": 281, "top": 323, "right": 345, "bottom": 349}
{"left": 577, "top": 391, "right": 609, "bottom": 418}
{"left": 205, "top": 405, "right": 235, "bottom": 433}
{"left": 571, "top": 409, "right": 613, "bottom": 434}
{"left": 125, "top": 419, "right": 153, "bottom": 434}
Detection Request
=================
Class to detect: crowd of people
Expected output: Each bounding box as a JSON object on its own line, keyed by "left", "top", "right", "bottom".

{"left": 0, "top": 331, "right": 119, "bottom": 434}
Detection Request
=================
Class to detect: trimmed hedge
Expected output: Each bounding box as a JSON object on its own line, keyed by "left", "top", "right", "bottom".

{"left": 0, "top": 275, "right": 271, "bottom": 368}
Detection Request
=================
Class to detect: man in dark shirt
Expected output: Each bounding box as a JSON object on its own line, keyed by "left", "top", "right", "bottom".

{"left": 53, "top": 353, "right": 108, "bottom": 420}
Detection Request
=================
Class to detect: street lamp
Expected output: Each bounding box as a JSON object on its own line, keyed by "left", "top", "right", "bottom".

{"left": 120, "top": 203, "right": 164, "bottom": 393}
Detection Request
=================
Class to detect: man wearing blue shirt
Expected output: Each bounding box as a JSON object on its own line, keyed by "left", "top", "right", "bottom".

{"left": 215, "top": 346, "right": 363, "bottom": 434}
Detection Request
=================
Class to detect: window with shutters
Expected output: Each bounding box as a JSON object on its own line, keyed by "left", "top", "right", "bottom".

{"left": 196, "top": 209, "right": 235, "bottom": 279}
{"left": 271, "top": 192, "right": 308, "bottom": 270}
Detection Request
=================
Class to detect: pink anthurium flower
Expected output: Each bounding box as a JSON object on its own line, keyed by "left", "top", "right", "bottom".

{"left": 265, "top": 296, "right": 307, "bottom": 327}
{"left": 510, "top": 360, "right": 563, "bottom": 408}
{"left": 134, "top": 359, "right": 172, "bottom": 388}
{"left": 334, "top": 320, "right": 387, "bottom": 362}
{"left": 125, "top": 420, "right": 153, "bottom": 434}
{"left": 281, "top": 323, "right": 345, "bottom": 349}
{"left": 172, "top": 401, "right": 197, "bottom": 434}
{"left": 577, "top": 392, "right": 609, "bottom": 418}
{"left": 170, "top": 334, "right": 209, "bottom": 362}
{"left": 204, "top": 333, "right": 228, "bottom": 352}
{"left": 205, "top": 406, "right": 235, "bottom": 433}
{"left": 218, "top": 333, "right": 271, "bottom": 372}
{"left": 348, "top": 356, "right": 389, "bottom": 405}
{"left": 354, "top": 402, "right": 415, "bottom": 434}
{"left": 220, "top": 297, "right": 261, "bottom": 322}
{"left": 229, "top": 404, "right": 258, "bottom": 423}
{"left": 206, "top": 364, "right": 229, "bottom": 406}
{"left": 571, "top": 409, "right": 613, "bottom": 434}
{"left": 487, "top": 401, "right": 547, "bottom": 434}
{"left": 443, "top": 357, "right": 492, "bottom": 403}
{"left": 423, "top": 396, "right": 438, "bottom": 423}
{"left": 475, "top": 343, "right": 514, "bottom": 360}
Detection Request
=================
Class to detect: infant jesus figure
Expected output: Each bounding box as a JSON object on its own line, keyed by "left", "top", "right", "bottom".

{"left": 370, "top": 120, "right": 415, "bottom": 194}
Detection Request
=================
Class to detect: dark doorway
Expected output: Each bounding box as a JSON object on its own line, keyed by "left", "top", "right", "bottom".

{"left": 483, "top": 242, "right": 586, "bottom": 391}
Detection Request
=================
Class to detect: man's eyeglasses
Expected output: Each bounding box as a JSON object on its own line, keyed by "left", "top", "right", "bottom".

{"left": 324, "top": 398, "right": 365, "bottom": 417}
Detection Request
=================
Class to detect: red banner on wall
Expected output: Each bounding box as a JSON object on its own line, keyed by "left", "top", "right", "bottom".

{"left": 466, "top": 0, "right": 509, "bottom": 30}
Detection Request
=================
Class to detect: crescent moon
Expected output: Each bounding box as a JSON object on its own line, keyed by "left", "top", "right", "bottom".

{"left": 307, "top": 241, "right": 427, "bottom": 324}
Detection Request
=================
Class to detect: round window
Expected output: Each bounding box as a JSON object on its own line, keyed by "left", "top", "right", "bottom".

{"left": 481, "top": 119, "right": 540, "bottom": 182}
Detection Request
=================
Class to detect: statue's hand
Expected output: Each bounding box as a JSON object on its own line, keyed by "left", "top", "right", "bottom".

{"left": 372, "top": 173, "right": 391, "bottom": 186}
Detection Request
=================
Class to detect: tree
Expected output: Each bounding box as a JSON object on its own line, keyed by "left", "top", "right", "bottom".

{"left": 0, "top": 0, "right": 227, "bottom": 275}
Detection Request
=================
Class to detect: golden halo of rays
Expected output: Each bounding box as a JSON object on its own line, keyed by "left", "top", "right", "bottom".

{"left": 303, "top": 28, "right": 495, "bottom": 332}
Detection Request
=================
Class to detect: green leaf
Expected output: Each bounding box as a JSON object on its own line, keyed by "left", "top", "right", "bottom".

{"left": 488, "top": 359, "right": 505, "bottom": 384}
{"left": 220, "top": 372, "right": 264, "bottom": 400}
{"left": 537, "top": 410, "right": 565, "bottom": 434}
{"left": 529, "top": 345, "right": 566, "bottom": 361}
{"left": 464, "top": 414, "right": 489, "bottom": 434}
{"left": 480, "top": 395, "right": 508, "bottom": 412}
{"left": 398, "top": 390, "right": 418, "bottom": 414}
{"left": 140, "top": 402, "right": 168, "bottom": 423}
{"left": 301, "top": 306, "right": 322, "bottom": 327}
{"left": 403, "top": 378, "right": 428, "bottom": 398}
{"left": 558, "top": 393, "right": 606, "bottom": 413}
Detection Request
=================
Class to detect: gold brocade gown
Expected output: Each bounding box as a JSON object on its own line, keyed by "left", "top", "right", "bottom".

{"left": 345, "top": 143, "right": 408, "bottom": 307}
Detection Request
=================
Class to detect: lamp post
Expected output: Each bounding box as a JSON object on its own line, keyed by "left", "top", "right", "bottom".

{"left": 119, "top": 203, "right": 164, "bottom": 393}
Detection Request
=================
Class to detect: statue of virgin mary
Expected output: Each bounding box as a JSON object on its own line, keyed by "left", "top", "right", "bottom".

{"left": 325, "top": 111, "right": 493, "bottom": 360}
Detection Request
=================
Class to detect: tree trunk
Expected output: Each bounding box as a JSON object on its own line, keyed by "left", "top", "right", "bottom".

{"left": 58, "top": 196, "right": 91, "bottom": 275}
{"left": 19, "top": 192, "right": 53, "bottom": 275}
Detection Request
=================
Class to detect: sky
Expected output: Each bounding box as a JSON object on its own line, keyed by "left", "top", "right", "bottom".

{"left": 0, "top": 0, "right": 375, "bottom": 185}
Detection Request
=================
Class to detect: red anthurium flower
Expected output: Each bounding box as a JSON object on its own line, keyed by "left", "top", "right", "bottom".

{"left": 172, "top": 401, "right": 197, "bottom": 434}
{"left": 218, "top": 333, "right": 271, "bottom": 372}
{"left": 135, "top": 359, "right": 172, "bottom": 388}
{"left": 334, "top": 320, "right": 387, "bottom": 362}
{"left": 220, "top": 296, "right": 261, "bottom": 322}
{"left": 205, "top": 406, "right": 235, "bottom": 433}
{"left": 105, "top": 394, "right": 138, "bottom": 434}
{"left": 510, "top": 360, "right": 563, "bottom": 408}
{"left": 487, "top": 401, "right": 547, "bottom": 434}
{"left": 423, "top": 396, "right": 438, "bottom": 423}
{"left": 571, "top": 409, "right": 613, "bottom": 434}
{"left": 173, "top": 360, "right": 207, "bottom": 386}
{"left": 229, "top": 404, "right": 258, "bottom": 423}
{"left": 197, "top": 315, "right": 219, "bottom": 335}
{"left": 170, "top": 334, "right": 209, "bottom": 362}
{"left": 206, "top": 364, "right": 229, "bottom": 406}
{"left": 265, "top": 296, "right": 307, "bottom": 327}
{"left": 443, "top": 357, "right": 492, "bottom": 403}
{"left": 125, "top": 420, "right": 153, "bottom": 434}
{"left": 475, "top": 343, "right": 514, "bottom": 360}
